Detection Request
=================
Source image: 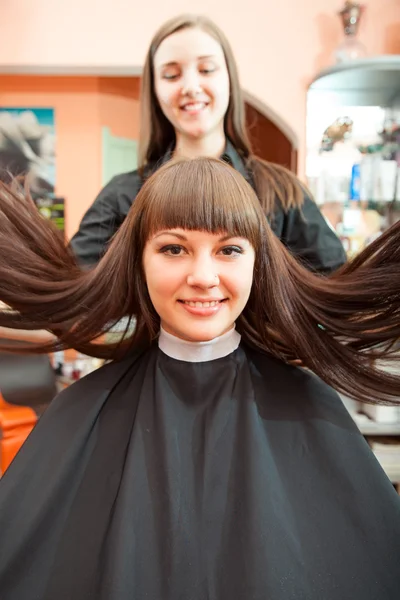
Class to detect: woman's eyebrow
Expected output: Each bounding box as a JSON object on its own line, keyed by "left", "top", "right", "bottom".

{"left": 160, "top": 55, "right": 217, "bottom": 68}
{"left": 153, "top": 231, "right": 187, "bottom": 240}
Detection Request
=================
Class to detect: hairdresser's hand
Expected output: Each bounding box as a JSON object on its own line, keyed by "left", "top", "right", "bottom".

{"left": 0, "top": 326, "right": 56, "bottom": 344}
{"left": 0, "top": 302, "right": 56, "bottom": 344}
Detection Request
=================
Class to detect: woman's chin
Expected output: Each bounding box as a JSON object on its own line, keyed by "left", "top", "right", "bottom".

{"left": 177, "top": 120, "right": 215, "bottom": 140}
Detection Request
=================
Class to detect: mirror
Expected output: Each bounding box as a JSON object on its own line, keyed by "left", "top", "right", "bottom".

{"left": 306, "top": 56, "right": 400, "bottom": 257}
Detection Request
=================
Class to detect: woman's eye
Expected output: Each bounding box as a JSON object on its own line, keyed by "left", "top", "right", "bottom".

{"left": 160, "top": 244, "right": 186, "bottom": 256}
{"left": 219, "top": 246, "right": 244, "bottom": 257}
{"left": 162, "top": 72, "right": 180, "bottom": 81}
{"left": 199, "top": 63, "right": 217, "bottom": 75}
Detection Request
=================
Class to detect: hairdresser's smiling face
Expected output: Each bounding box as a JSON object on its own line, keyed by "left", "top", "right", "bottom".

{"left": 153, "top": 27, "right": 230, "bottom": 142}
{"left": 143, "top": 229, "right": 255, "bottom": 342}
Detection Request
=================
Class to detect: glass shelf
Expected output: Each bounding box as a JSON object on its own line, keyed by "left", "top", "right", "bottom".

{"left": 308, "top": 56, "right": 400, "bottom": 107}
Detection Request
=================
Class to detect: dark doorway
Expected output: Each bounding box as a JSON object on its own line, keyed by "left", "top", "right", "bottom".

{"left": 245, "top": 102, "right": 298, "bottom": 172}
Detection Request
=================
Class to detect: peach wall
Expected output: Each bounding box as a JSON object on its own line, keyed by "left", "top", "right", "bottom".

{"left": 0, "top": 0, "right": 398, "bottom": 179}
{"left": 99, "top": 77, "right": 140, "bottom": 139}
{"left": 0, "top": 76, "right": 139, "bottom": 237}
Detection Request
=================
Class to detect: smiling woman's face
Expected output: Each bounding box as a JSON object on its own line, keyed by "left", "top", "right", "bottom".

{"left": 143, "top": 228, "right": 255, "bottom": 342}
{"left": 153, "top": 27, "right": 230, "bottom": 143}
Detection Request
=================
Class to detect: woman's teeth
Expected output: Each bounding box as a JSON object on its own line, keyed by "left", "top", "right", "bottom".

{"left": 182, "top": 102, "right": 206, "bottom": 111}
{"left": 183, "top": 301, "right": 220, "bottom": 307}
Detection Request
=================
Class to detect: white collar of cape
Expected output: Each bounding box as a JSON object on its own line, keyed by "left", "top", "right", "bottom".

{"left": 158, "top": 326, "right": 241, "bottom": 363}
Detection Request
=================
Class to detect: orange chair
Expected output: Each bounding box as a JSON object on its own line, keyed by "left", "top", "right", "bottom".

{"left": 0, "top": 392, "right": 37, "bottom": 474}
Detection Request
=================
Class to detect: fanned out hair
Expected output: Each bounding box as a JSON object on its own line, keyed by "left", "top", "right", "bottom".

{"left": 0, "top": 157, "right": 399, "bottom": 405}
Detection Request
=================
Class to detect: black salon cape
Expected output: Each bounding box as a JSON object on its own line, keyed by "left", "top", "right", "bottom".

{"left": 0, "top": 344, "right": 399, "bottom": 600}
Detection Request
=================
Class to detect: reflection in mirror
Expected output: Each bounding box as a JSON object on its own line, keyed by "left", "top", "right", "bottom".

{"left": 306, "top": 57, "right": 400, "bottom": 258}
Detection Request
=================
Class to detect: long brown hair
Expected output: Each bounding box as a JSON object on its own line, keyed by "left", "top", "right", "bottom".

{"left": 0, "top": 158, "right": 399, "bottom": 405}
{"left": 139, "top": 14, "right": 304, "bottom": 215}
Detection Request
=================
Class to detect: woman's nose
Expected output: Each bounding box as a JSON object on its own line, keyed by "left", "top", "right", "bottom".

{"left": 181, "top": 70, "right": 202, "bottom": 97}
{"left": 186, "top": 259, "right": 219, "bottom": 288}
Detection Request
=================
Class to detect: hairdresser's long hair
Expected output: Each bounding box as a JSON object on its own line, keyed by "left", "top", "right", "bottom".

{"left": 139, "top": 14, "right": 304, "bottom": 215}
{"left": 0, "top": 158, "right": 399, "bottom": 404}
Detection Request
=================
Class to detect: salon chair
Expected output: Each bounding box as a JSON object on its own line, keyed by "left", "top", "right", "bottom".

{"left": 0, "top": 341, "right": 57, "bottom": 474}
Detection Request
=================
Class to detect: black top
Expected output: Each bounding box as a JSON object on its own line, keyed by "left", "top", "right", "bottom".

{"left": 70, "top": 142, "right": 347, "bottom": 274}
{"left": 0, "top": 343, "right": 399, "bottom": 599}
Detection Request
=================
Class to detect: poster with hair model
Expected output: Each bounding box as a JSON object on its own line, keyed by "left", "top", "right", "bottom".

{"left": 0, "top": 107, "right": 55, "bottom": 195}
